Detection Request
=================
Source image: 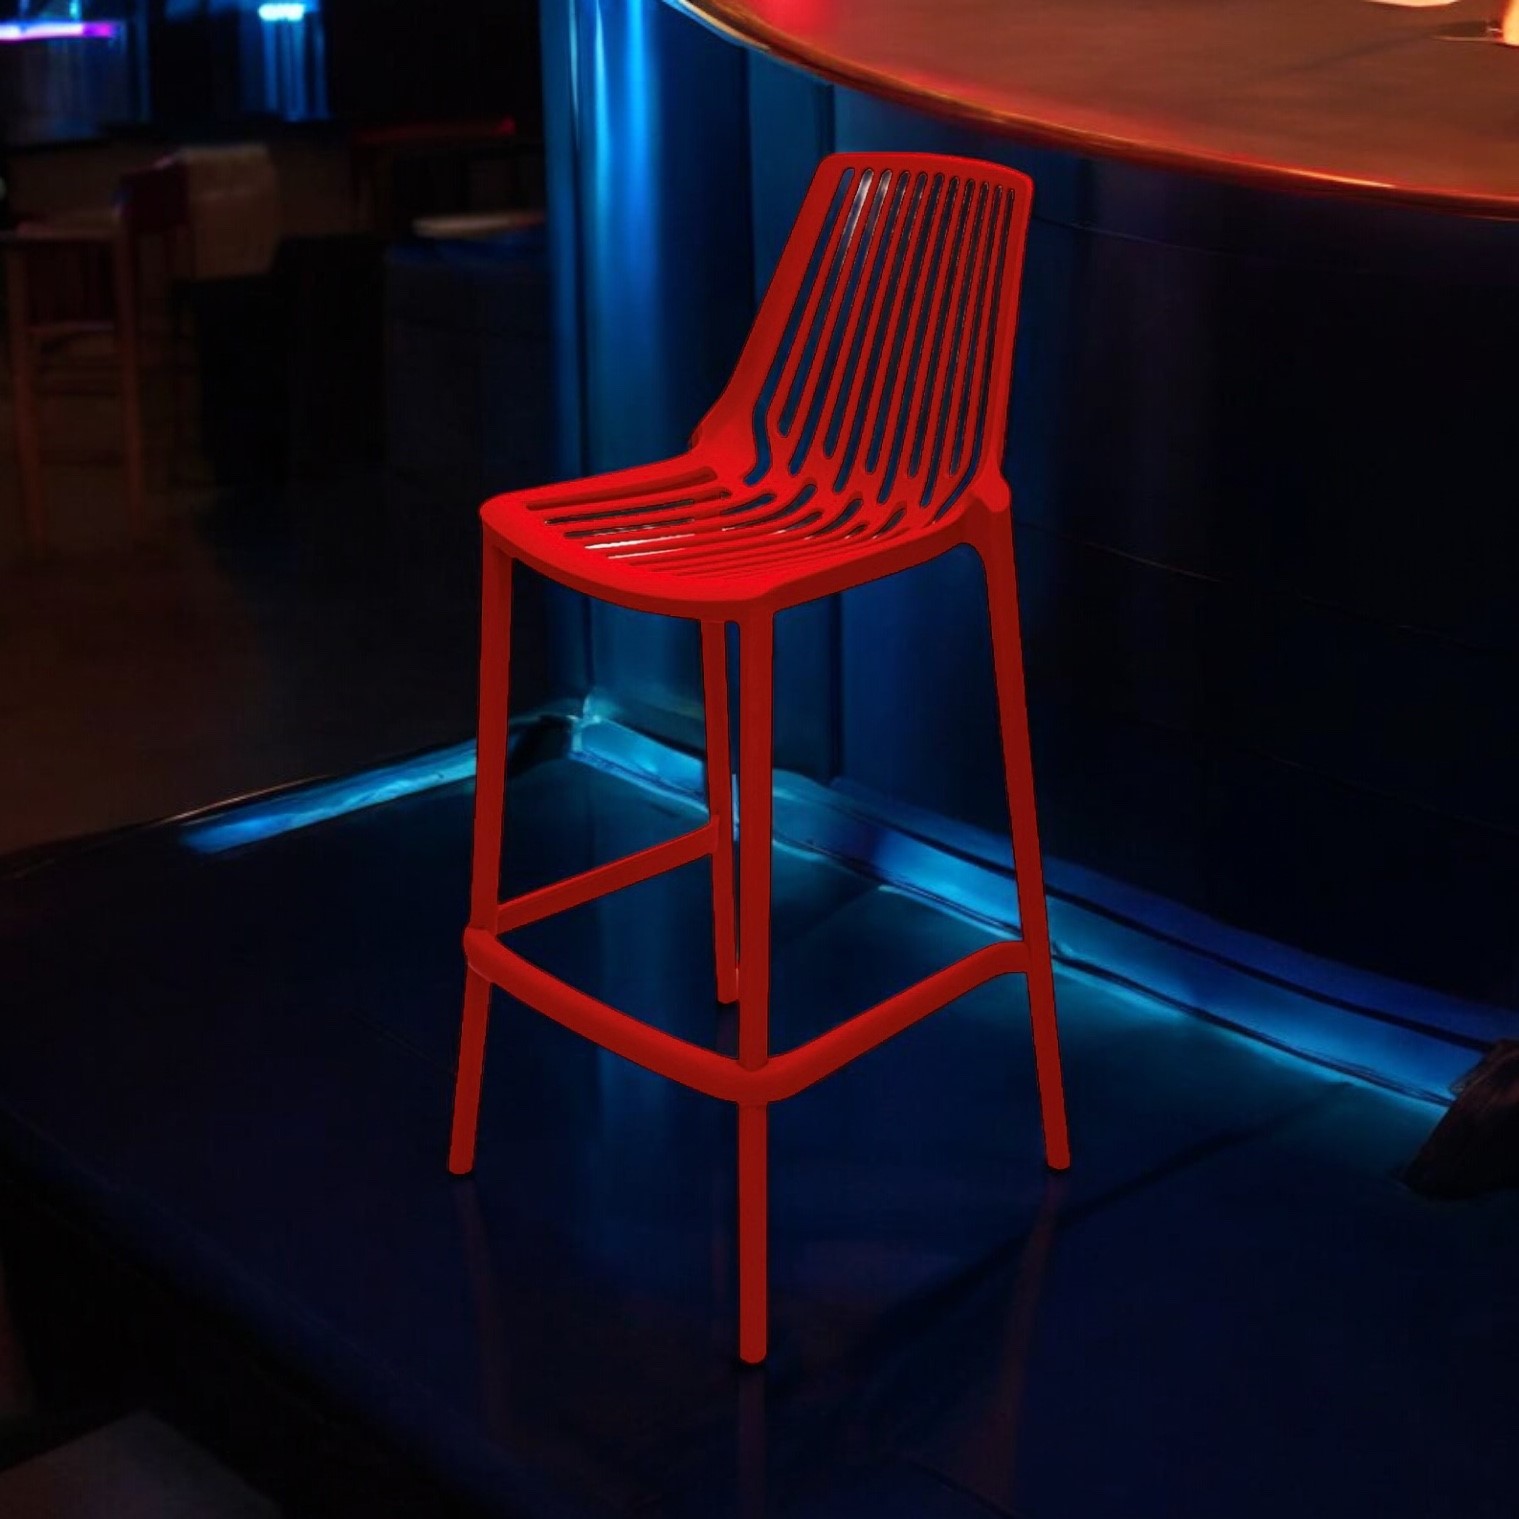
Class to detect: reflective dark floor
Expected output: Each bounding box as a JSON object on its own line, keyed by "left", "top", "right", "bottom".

{"left": 2, "top": 742, "right": 1517, "bottom": 1518}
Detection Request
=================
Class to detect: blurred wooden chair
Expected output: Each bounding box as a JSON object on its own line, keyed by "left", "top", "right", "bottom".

{"left": 349, "top": 117, "right": 536, "bottom": 237}
{"left": 2, "top": 159, "right": 190, "bottom": 554}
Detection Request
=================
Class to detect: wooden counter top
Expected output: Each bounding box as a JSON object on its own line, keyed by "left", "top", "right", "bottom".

{"left": 669, "top": 0, "right": 1519, "bottom": 217}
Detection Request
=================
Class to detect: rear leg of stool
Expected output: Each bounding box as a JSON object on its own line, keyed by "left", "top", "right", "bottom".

{"left": 702, "top": 620, "right": 739, "bottom": 1006}
{"left": 450, "top": 543, "right": 514, "bottom": 1176}
{"left": 5, "top": 249, "right": 48, "bottom": 555}
{"left": 980, "top": 517, "right": 1071, "bottom": 1172}
{"left": 736, "top": 615, "right": 775, "bottom": 1363}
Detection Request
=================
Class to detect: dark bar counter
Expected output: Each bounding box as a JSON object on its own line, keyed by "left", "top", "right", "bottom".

{"left": 523, "top": 0, "right": 1519, "bottom": 1083}
{"left": 668, "top": 0, "right": 1519, "bottom": 218}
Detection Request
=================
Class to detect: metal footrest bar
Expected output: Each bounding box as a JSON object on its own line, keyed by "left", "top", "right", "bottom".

{"left": 494, "top": 823, "right": 716, "bottom": 934}
{"left": 465, "top": 926, "right": 1029, "bottom": 1106}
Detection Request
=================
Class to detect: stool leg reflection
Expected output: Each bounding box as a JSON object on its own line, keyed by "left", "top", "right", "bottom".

{"left": 912, "top": 1175, "right": 1066, "bottom": 1511}
{"left": 976, "top": 1175, "right": 1064, "bottom": 1508}
{"left": 452, "top": 1182, "right": 515, "bottom": 1444}
{"left": 737, "top": 1364, "right": 767, "bottom": 1519}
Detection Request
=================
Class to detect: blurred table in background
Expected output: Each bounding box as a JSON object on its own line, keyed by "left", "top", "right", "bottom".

{"left": 2, "top": 215, "right": 145, "bottom": 551}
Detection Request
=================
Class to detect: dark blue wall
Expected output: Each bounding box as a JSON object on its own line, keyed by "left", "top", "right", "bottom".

{"left": 525, "top": 0, "right": 1519, "bottom": 1030}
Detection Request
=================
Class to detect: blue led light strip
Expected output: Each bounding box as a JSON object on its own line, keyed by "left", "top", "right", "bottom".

{"left": 568, "top": 715, "right": 1476, "bottom": 1109}
{"left": 179, "top": 712, "right": 1486, "bottom": 1106}
{"left": 180, "top": 741, "right": 477, "bottom": 855}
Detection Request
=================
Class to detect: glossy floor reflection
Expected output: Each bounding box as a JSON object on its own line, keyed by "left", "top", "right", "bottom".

{"left": 2, "top": 743, "right": 1517, "bottom": 1518}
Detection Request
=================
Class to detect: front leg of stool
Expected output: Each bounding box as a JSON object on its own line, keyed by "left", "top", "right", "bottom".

{"left": 979, "top": 514, "right": 1071, "bottom": 1173}
{"left": 450, "top": 544, "right": 514, "bottom": 1176}
{"left": 736, "top": 613, "right": 775, "bottom": 1363}
{"left": 702, "top": 620, "right": 739, "bottom": 1006}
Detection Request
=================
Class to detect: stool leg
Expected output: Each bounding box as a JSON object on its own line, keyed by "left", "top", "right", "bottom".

{"left": 4, "top": 249, "right": 48, "bottom": 555}
{"left": 702, "top": 620, "right": 739, "bottom": 1005}
{"left": 737, "top": 615, "right": 775, "bottom": 1363}
{"left": 737, "top": 1104, "right": 768, "bottom": 1365}
{"left": 980, "top": 516, "right": 1071, "bottom": 1172}
{"left": 450, "top": 544, "right": 514, "bottom": 1175}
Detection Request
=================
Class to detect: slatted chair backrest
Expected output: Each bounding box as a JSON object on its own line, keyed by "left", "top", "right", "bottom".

{"left": 703, "top": 153, "right": 1033, "bottom": 530}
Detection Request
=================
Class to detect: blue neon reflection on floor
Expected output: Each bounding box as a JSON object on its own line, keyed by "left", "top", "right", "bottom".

{"left": 176, "top": 718, "right": 1471, "bottom": 1105}
{"left": 181, "top": 742, "right": 477, "bottom": 855}
{"left": 565, "top": 716, "right": 1469, "bottom": 1105}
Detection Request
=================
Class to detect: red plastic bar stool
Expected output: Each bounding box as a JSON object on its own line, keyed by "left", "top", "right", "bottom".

{"left": 449, "top": 152, "right": 1070, "bottom": 1363}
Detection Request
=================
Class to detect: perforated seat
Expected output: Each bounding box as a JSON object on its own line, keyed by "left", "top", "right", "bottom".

{"left": 451, "top": 152, "right": 1070, "bottom": 1364}
{"left": 486, "top": 457, "right": 1000, "bottom": 610}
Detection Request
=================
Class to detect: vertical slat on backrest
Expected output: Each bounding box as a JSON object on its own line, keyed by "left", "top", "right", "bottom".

{"left": 861, "top": 172, "right": 944, "bottom": 487}
{"left": 773, "top": 170, "right": 876, "bottom": 446}
{"left": 818, "top": 171, "right": 913, "bottom": 470}
{"left": 949, "top": 189, "right": 1008, "bottom": 481}
{"left": 832, "top": 170, "right": 929, "bottom": 494}
{"left": 722, "top": 155, "right": 1031, "bottom": 517}
{"left": 916, "top": 181, "right": 992, "bottom": 506}
{"left": 875, "top": 173, "right": 961, "bottom": 504}
{"left": 930, "top": 184, "right": 1021, "bottom": 521}
{"left": 739, "top": 164, "right": 860, "bottom": 485}
{"left": 921, "top": 182, "right": 997, "bottom": 506}
{"left": 786, "top": 169, "right": 900, "bottom": 474}
{"left": 905, "top": 178, "right": 982, "bottom": 491}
